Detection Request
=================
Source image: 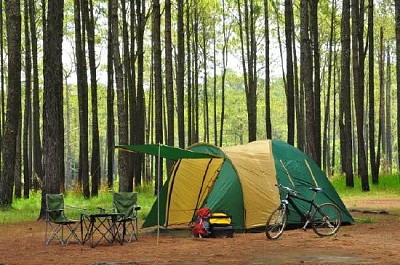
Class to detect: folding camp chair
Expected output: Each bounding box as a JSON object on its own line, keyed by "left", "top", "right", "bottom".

{"left": 112, "top": 192, "right": 141, "bottom": 242}
{"left": 45, "top": 194, "right": 83, "bottom": 245}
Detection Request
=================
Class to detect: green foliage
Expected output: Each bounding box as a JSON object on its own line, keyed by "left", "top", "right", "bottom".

{"left": 0, "top": 189, "right": 157, "bottom": 225}
{"left": 3, "top": 174, "right": 400, "bottom": 224}
{"left": 355, "top": 216, "right": 377, "bottom": 224}
{"left": 331, "top": 174, "right": 400, "bottom": 199}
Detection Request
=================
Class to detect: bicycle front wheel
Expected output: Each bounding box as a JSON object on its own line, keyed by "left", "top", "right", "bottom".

{"left": 265, "top": 204, "right": 287, "bottom": 240}
{"left": 312, "top": 203, "right": 342, "bottom": 236}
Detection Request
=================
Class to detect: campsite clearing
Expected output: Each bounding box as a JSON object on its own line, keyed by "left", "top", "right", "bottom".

{"left": 0, "top": 198, "right": 399, "bottom": 265}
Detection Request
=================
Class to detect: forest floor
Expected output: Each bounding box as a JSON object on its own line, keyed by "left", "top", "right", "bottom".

{"left": 1, "top": 197, "right": 400, "bottom": 265}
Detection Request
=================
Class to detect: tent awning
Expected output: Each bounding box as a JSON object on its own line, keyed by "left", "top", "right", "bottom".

{"left": 116, "top": 144, "right": 222, "bottom": 160}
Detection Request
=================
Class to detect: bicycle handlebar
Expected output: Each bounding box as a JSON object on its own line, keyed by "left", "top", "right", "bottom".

{"left": 275, "top": 184, "right": 300, "bottom": 196}
{"left": 275, "top": 184, "right": 324, "bottom": 196}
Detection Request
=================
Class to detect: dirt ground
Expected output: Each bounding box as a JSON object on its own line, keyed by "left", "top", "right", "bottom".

{"left": 1, "top": 198, "right": 400, "bottom": 265}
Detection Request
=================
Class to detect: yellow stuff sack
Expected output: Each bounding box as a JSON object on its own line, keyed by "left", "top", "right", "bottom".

{"left": 209, "top": 213, "right": 231, "bottom": 225}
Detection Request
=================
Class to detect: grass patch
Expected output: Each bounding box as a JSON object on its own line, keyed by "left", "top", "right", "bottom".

{"left": 331, "top": 174, "right": 400, "bottom": 200}
{"left": 355, "top": 216, "right": 377, "bottom": 224}
{"left": 2, "top": 174, "right": 400, "bottom": 225}
{"left": 0, "top": 187, "right": 157, "bottom": 225}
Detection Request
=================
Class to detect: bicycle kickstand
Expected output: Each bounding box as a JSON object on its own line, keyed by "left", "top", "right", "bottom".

{"left": 302, "top": 220, "right": 310, "bottom": 231}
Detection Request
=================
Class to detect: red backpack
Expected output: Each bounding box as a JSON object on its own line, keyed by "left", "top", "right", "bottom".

{"left": 192, "top": 207, "right": 211, "bottom": 238}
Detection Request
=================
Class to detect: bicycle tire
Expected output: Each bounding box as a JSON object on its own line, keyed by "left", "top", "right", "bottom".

{"left": 265, "top": 204, "right": 287, "bottom": 240}
{"left": 311, "top": 203, "right": 342, "bottom": 236}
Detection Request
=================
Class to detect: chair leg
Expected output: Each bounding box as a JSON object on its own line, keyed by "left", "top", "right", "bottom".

{"left": 45, "top": 223, "right": 64, "bottom": 245}
{"left": 64, "top": 223, "right": 82, "bottom": 245}
{"left": 45, "top": 222, "right": 81, "bottom": 245}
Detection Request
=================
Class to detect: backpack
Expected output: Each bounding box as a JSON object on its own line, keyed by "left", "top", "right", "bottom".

{"left": 192, "top": 207, "right": 211, "bottom": 238}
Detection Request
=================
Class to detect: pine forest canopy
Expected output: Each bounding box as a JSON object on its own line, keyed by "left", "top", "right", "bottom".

{"left": 0, "top": 0, "right": 399, "bottom": 211}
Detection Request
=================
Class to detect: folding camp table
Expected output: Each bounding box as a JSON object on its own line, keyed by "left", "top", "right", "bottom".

{"left": 80, "top": 212, "right": 124, "bottom": 248}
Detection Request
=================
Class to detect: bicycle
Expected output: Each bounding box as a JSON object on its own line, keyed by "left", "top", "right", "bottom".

{"left": 265, "top": 184, "right": 342, "bottom": 239}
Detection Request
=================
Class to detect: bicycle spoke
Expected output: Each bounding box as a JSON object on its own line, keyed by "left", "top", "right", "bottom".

{"left": 312, "top": 203, "right": 342, "bottom": 236}
{"left": 265, "top": 206, "right": 287, "bottom": 240}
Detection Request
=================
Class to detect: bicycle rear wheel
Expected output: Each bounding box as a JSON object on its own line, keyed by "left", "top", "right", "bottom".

{"left": 312, "top": 203, "right": 342, "bottom": 236}
{"left": 265, "top": 204, "right": 287, "bottom": 240}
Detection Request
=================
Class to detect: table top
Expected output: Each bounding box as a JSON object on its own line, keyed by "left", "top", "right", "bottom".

{"left": 82, "top": 212, "right": 124, "bottom": 218}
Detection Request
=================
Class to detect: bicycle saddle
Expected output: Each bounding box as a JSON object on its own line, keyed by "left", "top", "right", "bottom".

{"left": 310, "top": 187, "right": 323, "bottom": 193}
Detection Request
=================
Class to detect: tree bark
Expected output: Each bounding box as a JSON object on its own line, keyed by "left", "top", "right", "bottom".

{"left": 285, "top": 0, "right": 295, "bottom": 145}
{"left": 351, "top": 0, "right": 369, "bottom": 191}
{"left": 396, "top": 0, "right": 400, "bottom": 172}
{"left": 84, "top": 0, "right": 101, "bottom": 196}
{"left": 30, "top": 0, "right": 42, "bottom": 191}
{"left": 301, "top": 0, "right": 317, "bottom": 161}
{"left": 310, "top": 0, "right": 321, "bottom": 166}
{"left": 0, "top": 0, "right": 21, "bottom": 208}
{"left": 23, "top": 0, "right": 32, "bottom": 198}
{"left": 41, "top": 0, "right": 65, "bottom": 218}
{"left": 111, "top": 0, "right": 129, "bottom": 192}
{"left": 340, "top": 0, "right": 354, "bottom": 187}
{"left": 106, "top": 0, "right": 115, "bottom": 189}
{"left": 264, "top": 0, "right": 272, "bottom": 139}
{"left": 368, "top": 0, "right": 378, "bottom": 183}
{"left": 153, "top": 0, "right": 163, "bottom": 194}
{"left": 165, "top": 0, "right": 174, "bottom": 165}
{"left": 74, "top": 0, "right": 90, "bottom": 197}
{"left": 177, "top": 0, "right": 185, "bottom": 148}
{"left": 134, "top": 0, "right": 146, "bottom": 187}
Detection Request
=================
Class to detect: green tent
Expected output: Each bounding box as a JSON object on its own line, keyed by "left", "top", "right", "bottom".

{"left": 118, "top": 140, "right": 353, "bottom": 230}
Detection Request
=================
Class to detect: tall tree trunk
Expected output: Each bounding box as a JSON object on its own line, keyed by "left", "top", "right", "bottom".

{"left": 385, "top": 46, "right": 392, "bottom": 172}
{"left": 0, "top": 0, "right": 3, "bottom": 177}
{"left": 396, "top": 0, "right": 400, "bottom": 172}
{"left": 64, "top": 70, "right": 73, "bottom": 188}
{"left": 293, "top": 5, "right": 304, "bottom": 151}
{"left": 41, "top": 0, "right": 64, "bottom": 218}
{"left": 165, "top": 0, "right": 174, "bottom": 152}
{"left": 376, "top": 27, "right": 384, "bottom": 181}
{"left": 186, "top": 2, "right": 193, "bottom": 145}
{"left": 74, "top": 0, "right": 90, "bottom": 197}
{"left": 285, "top": 0, "right": 295, "bottom": 145}
{"left": 264, "top": 0, "right": 271, "bottom": 139}
{"left": 247, "top": 0, "right": 257, "bottom": 142}
{"left": 111, "top": 0, "right": 129, "bottom": 192}
{"left": 153, "top": 0, "right": 163, "bottom": 194}
{"left": 212, "top": 5, "right": 217, "bottom": 146}
{"left": 238, "top": 0, "right": 257, "bottom": 143}
{"left": 368, "top": 0, "right": 378, "bottom": 183}
{"left": 24, "top": 0, "right": 32, "bottom": 198}
{"left": 193, "top": 1, "right": 199, "bottom": 144}
{"left": 340, "top": 0, "right": 354, "bottom": 187}
{"left": 323, "top": 0, "right": 337, "bottom": 175}
{"left": 134, "top": 0, "right": 146, "bottom": 187}
{"left": 14, "top": 119, "right": 22, "bottom": 198}
{"left": 85, "top": 0, "right": 100, "bottom": 196}
{"left": 301, "top": 0, "right": 317, "bottom": 161}
{"left": 107, "top": 0, "right": 115, "bottom": 189}
{"left": 121, "top": 0, "right": 134, "bottom": 190}
{"left": 0, "top": 0, "right": 21, "bottom": 208}
{"left": 30, "top": 0, "right": 42, "bottom": 191}
{"left": 352, "top": 0, "right": 369, "bottom": 191}
{"left": 310, "top": 0, "right": 321, "bottom": 166}
{"left": 219, "top": 0, "right": 228, "bottom": 146}
{"left": 201, "top": 17, "right": 209, "bottom": 143}
{"left": 177, "top": 0, "right": 185, "bottom": 148}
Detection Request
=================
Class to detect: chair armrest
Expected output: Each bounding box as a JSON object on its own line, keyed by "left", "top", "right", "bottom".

{"left": 98, "top": 207, "right": 116, "bottom": 213}
{"left": 65, "top": 205, "right": 87, "bottom": 211}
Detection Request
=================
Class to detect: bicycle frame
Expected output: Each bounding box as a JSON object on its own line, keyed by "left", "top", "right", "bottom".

{"left": 266, "top": 184, "right": 342, "bottom": 239}
{"left": 282, "top": 189, "right": 320, "bottom": 230}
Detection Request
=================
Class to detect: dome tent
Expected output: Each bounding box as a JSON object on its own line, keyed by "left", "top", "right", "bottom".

{"left": 118, "top": 140, "right": 353, "bottom": 230}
